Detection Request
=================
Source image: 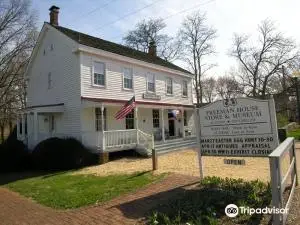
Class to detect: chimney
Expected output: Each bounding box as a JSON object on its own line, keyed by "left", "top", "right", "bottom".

{"left": 148, "top": 41, "right": 157, "bottom": 57}
{"left": 49, "top": 5, "right": 60, "bottom": 26}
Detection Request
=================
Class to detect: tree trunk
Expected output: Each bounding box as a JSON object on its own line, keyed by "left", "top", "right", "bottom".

{"left": 0, "top": 125, "right": 4, "bottom": 143}
{"left": 9, "top": 120, "right": 13, "bottom": 134}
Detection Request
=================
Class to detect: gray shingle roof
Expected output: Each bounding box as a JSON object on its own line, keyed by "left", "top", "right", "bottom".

{"left": 48, "top": 23, "right": 191, "bottom": 74}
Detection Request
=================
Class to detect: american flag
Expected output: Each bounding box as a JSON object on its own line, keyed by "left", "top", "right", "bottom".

{"left": 115, "top": 96, "right": 136, "bottom": 120}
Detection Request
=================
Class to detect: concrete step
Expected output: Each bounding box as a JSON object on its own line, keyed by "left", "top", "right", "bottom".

{"left": 157, "top": 142, "right": 197, "bottom": 155}
{"left": 155, "top": 141, "right": 197, "bottom": 153}
{"left": 155, "top": 138, "right": 196, "bottom": 148}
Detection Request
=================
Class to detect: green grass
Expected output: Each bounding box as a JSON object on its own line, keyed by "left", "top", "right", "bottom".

{"left": 277, "top": 113, "right": 289, "bottom": 128}
{"left": 5, "top": 171, "right": 164, "bottom": 209}
{"left": 287, "top": 128, "right": 300, "bottom": 140}
{"left": 147, "top": 176, "right": 271, "bottom": 225}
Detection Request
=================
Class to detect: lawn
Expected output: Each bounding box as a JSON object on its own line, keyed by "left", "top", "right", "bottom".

{"left": 148, "top": 176, "right": 272, "bottom": 225}
{"left": 287, "top": 128, "right": 300, "bottom": 140}
{"left": 5, "top": 171, "right": 164, "bottom": 209}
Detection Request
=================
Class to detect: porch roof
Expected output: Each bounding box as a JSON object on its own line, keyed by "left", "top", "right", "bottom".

{"left": 81, "top": 97, "right": 194, "bottom": 109}
{"left": 22, "top": 103, "right": 65, "bottom": 113}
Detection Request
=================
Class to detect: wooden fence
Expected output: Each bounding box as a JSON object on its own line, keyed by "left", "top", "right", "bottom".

{"left": 269, "top": 137, "right": 298, "bottom": 225}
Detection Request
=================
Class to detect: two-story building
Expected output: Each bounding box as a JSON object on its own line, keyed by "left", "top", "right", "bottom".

{"left": 17, "top": 6, "right": 196, "bottom": 157}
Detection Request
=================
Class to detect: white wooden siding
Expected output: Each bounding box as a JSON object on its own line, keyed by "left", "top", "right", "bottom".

{"left": 26, "top": 24, "right": 82, "bottom": 141}
{"left": 80, "top": 53, "right": 193, "bottom": 105}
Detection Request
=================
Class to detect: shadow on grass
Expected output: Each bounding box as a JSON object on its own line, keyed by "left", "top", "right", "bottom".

{"left": 112, "top": 177, "right": 272, "bottom": 225}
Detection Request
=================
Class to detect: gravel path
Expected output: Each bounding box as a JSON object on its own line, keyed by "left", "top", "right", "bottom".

{"left": 75, "top": 149, "right": 273, "bottom": 182}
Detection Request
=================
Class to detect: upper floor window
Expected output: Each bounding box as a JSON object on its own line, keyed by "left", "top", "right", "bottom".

{"left": 123, "top": 67, "right": 133, "bottom": 89}
{"left": 93, "top": 62, "right": 105, "bottom": 86}
{"left": 166, "top": 78, "right": 173, "bottom": 95}
{"left": 152, "top": 109, "right": 160, "bottom": 128}
{"left": 48, "top": 72, "right": 52, "bottom": 89}
{"left": 147, "top": 73, "right": 155, "bottom": 92}
{"left": 182, "top": 80, "right": 188, "bottom": 97}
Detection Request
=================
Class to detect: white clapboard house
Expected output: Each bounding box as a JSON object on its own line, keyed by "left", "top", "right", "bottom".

{"left": 17, "top": 6, "right": 196, "bottom": 156}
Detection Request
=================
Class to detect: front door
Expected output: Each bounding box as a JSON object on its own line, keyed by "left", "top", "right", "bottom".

{"left": 169, "top": 119, "right": 175, "bottom": 136}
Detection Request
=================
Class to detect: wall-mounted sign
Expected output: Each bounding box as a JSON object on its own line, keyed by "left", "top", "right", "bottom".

{"left": 196, "top": 97, "right": 279, "bottom": 157}
{"left": 143, "top": 93, "right": 161, "bottom": 100}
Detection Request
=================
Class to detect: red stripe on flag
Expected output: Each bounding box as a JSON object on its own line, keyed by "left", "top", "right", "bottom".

{"left": 115, "top": 97, "right": 136, "bottom": 120}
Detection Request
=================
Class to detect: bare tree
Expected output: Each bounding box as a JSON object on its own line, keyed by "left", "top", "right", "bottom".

{"left": 215, "top": 75, "right": 243, "bottom": 99}
{"left": 0, "top": 0, "right": 37, "bottom": 140}
{"left": 179, "top": 11, "right": 217, "bottom": 106}
{"left": 123, "top": 18, "right": 181, "bottom": 61}
{"left": 202, "top": 77, "right": 216, "bottom": 103}
{"left": 231, "top": 19, "right": 299, "bottom": 98}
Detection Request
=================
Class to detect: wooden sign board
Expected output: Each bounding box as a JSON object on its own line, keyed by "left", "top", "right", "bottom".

{"left": 196, "top": 97, "right": 279, "bottom": 157}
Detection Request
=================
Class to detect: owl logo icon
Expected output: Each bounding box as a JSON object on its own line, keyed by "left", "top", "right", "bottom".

{"left": 223, "top": 98, "right": 237, "bottom": 107}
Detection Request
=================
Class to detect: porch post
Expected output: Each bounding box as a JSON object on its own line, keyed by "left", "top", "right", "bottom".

{"left": 101, "top": 104, "right": 105, "bottom": 151}
{"left": 181, "top": 109, "right": 185, "bottom": 138}
{"left": 33, "top": 111, "right": 38, "bottom": 143}
{"left": 135, "top": 107, "right": 139, "bottom": 144}
{"left": 21, "top": 113, "right": 25, "bottom": 138}
{"left": 160, "top": 108, "right": 165, "bottom": 142}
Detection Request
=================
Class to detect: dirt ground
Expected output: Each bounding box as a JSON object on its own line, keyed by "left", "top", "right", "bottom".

{"left": 75, "top": 149, "right": 289, "bottom": 183}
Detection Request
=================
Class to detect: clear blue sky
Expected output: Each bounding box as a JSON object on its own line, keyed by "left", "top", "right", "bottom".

{"left": 31, "top": 0, "right": 300, "bottom": 75}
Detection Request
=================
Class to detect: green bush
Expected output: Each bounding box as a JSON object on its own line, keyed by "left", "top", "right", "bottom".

{"left": 147, "top": 176, "right": 271, "bottom": 225}
{"left": 32, "top": 137, "right": 98, "bottom": 171}
{"left": 276, "top": 113, "right": 289, "bottom": 128}
{"left": 0, "top": 128, "right": 30, "bottom": 172}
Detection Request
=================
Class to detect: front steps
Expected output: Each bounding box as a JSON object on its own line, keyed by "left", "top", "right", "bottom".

{"left": 154, "top": 137, "right": 197, "bottom": 155}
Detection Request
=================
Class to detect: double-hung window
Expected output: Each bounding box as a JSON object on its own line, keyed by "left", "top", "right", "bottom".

{"left": 93, "top": 62, "right": 105, "bottom": 86}
{"left": 182, "top": 80, "right": 188, "bottom": 97}
{"left": 95, "top": 108, "right": 106, "bottom": 131}
{"left": 125, "top": 110, "right": 134, "bottom": 129}
{"left": 152, "top": 109, "right": 160, "bottom": 128}
{"left": 123, "top": 68, "right": 133, "bottom": 89}
{"left": 147, "top": 73, "right": 155, "bottom": 92}
{"left": 183, "top": 110, "right": 187, "bottom": 126}
{"left": 166, "top": 78, "right": 173, "bottom": 95}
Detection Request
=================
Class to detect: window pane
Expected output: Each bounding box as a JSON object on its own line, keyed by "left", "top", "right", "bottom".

{"left": 125, "top": 111, "right": 134, "bottom": 129}
{"left": 94, "top": 73, "right": 105, "bottom": 86}
{"left": 183, "top": 81, "right": 188, "bottom": 96}
{"left": 148, "top": 82, "right": 155, "bottom": 92}
{"left": 166, "top": 78, "right": 172, "bottom": 94}
{"left": 94, "top": 62, "right": 104, "bottom": 74}
{"left": 124, "top": 78, "right": 132, "bottom": 89}
{"left": 152, "top": 109, "right": 160, "bottom": 128}
{"left": 124, "top": 68, "right": 132, "bottom": 79}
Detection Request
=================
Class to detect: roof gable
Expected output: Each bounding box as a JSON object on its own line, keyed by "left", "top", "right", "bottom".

{"left": 47, "top": 23, "right": 191, "bottom": 75}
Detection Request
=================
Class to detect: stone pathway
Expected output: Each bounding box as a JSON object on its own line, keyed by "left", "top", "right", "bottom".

{"left": 0, "top": 174, "right": 199, "bottom": 225}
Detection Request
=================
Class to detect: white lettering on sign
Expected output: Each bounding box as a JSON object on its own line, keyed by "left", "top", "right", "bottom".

{"left": 197, "top": 98, "right": 279, "bottom": 157}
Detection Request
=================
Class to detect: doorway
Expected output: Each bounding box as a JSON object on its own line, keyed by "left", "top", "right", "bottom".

{"left": 169, "top": 119, "right": 175, "bottom": 137}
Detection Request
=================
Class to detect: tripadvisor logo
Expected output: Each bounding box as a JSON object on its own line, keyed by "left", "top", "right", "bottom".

{"left": 225, "top": 204, "right": 289, "bottom": 217}
{"left": 225, "top": 204, "right": 239, "bottom": 217}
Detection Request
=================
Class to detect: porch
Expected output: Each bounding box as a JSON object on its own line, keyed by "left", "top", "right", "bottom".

{"left": 81, "top": 100, "right": 196, "bottom": 154}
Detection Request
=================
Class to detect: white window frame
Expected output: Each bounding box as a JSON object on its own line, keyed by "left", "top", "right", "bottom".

{"left": 147, "top": 72, "right": 155, "bottom": 93}
{"left": 48, "top": 72, "right": 52, "bottom": 89}
{"left": 152, "top": 109, "right": 160, "bottom": 128}
{"left": 182, "top": 80, "right": 188, "bottom": 97}
{"left": 166, "top": 77, "right": 173, "bottom": 95}
{"left": 92, "top": 61, "right": 106, "bottom": 87}
{"left": 123, "top": 67, "right": 133, "bottom": 90}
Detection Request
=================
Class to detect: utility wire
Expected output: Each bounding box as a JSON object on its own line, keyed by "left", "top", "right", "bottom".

{"left": 93, "top": 0, "right": 164, "bottom": 31}
{"left": 108, "top": 0, "right": 215, "bottom": 42}
{"left": 67, "top": 0, "right": 119, "bottom": 26}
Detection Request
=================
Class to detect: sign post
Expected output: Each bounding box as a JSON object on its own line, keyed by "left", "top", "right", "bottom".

{"left": 196, "top": 97, "right": 279, "bottom": 158}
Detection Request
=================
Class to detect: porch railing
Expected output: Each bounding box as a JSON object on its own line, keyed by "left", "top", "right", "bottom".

{"left": 138, "top": 129, "right": 154, "bottom": 154}
{"left": 104, "top": 129, "right": 137, "bottom": 148}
